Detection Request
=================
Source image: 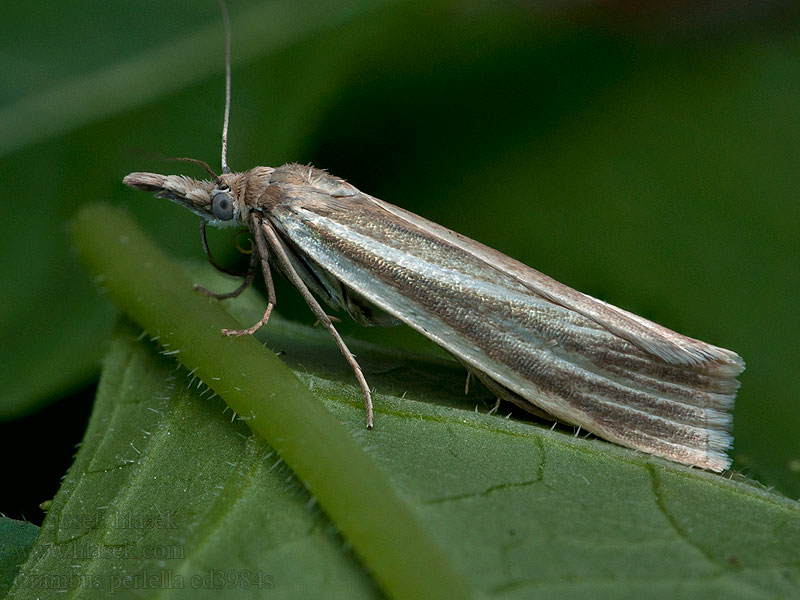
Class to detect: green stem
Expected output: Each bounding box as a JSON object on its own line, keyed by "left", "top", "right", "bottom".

{"left": 71, "top": 203, "right": 473, "bottom": 600}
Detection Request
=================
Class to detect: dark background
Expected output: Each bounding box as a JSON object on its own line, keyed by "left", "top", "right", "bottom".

{"left": 2, "top": 0, "right": 799, "bottom": 522}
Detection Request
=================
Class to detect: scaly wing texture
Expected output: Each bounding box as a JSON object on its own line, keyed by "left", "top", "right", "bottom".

{"left": 267, "top": 182, "right": 743, "bottom": 471}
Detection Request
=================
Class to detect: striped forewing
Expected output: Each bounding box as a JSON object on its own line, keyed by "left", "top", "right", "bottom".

{"left": 266, "top": 186, "right": 743, "bottom": 471}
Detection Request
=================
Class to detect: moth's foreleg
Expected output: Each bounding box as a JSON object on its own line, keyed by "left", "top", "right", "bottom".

{"left": 221, "top": 218, "right": 277, "bottom": 337}
{"left": 259, "top": 219, "right": 374, "bottom": 429}
{"left": 198, "top": 218, "right": 240, "bottom": 276}
{"left": 195, "top": 249, "right": 258, "bottom": 300}
{"left": 193, "top": 217, "right": 258, "bottom": 300}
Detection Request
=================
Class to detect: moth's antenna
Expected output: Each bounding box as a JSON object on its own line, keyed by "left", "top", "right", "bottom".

{"left": 168, "top": 157, "right": 222, "bottom": 184}
{"left": 218, "top": 0, "right": 232, "bottom": 174}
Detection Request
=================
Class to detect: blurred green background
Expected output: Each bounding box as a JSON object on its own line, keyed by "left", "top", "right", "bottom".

{"left": 2, "top": 0, "right": 799, "bottom": 519}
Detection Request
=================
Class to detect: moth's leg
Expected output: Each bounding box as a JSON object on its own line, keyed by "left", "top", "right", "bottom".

{"left": 195, "top": 249, "right": 257, "bottom": 300}
{"left": 198, "top": 218, "right": 240, "bottom": 276}
{"left": 193, "top": 217, "right": 259, "bottom": 299}
{"left": 260, "top": 220, "right": 374, "bottom": 429}
{"left": 313, "top": 315, "right": 342, "bottom": 326}
{"left": 221, "top": 218, "right": 277, "bottom": 337}
{"left": 458, "top": 361, "right": 558, "bottom": 421}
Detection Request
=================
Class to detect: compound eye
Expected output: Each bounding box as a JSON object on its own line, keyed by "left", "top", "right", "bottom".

{"left": 211, "top": 191, "right": 234, "bottom": 221}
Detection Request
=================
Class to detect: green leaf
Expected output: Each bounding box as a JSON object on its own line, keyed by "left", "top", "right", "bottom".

{"left": 3, "top": 0, "right": 799, "bottom": 500}
{"left": 13, "top": 201, "right": 800, "bottom": 598}
{"left": 0, "top": 518, "right": 39, "bottom": 598}
{"left": 64, "top": 203, "right": 471, "bottom": 599}
{"left": 8, "top": 319, "right": 381, "bottom": 599}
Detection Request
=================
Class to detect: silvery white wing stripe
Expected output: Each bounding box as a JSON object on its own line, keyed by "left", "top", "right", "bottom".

{"left": 266, "top": 189, "right": 742, "bottom": 471}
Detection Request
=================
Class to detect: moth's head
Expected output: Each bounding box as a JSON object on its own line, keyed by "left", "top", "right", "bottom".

{"left": 123, "top": 169, "right": 245, "bottom": 228}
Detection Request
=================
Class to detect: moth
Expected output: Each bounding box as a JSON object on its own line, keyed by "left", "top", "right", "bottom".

{"left": 123, "top": 4, "right": 744, "bottom": 472}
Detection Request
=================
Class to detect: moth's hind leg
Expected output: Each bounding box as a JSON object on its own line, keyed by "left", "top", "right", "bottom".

{"left": 258, "top": 217, "right": 374, "bottom": 428}
{"left": 463, "top": 364, "right": 560, "bottom": 422}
